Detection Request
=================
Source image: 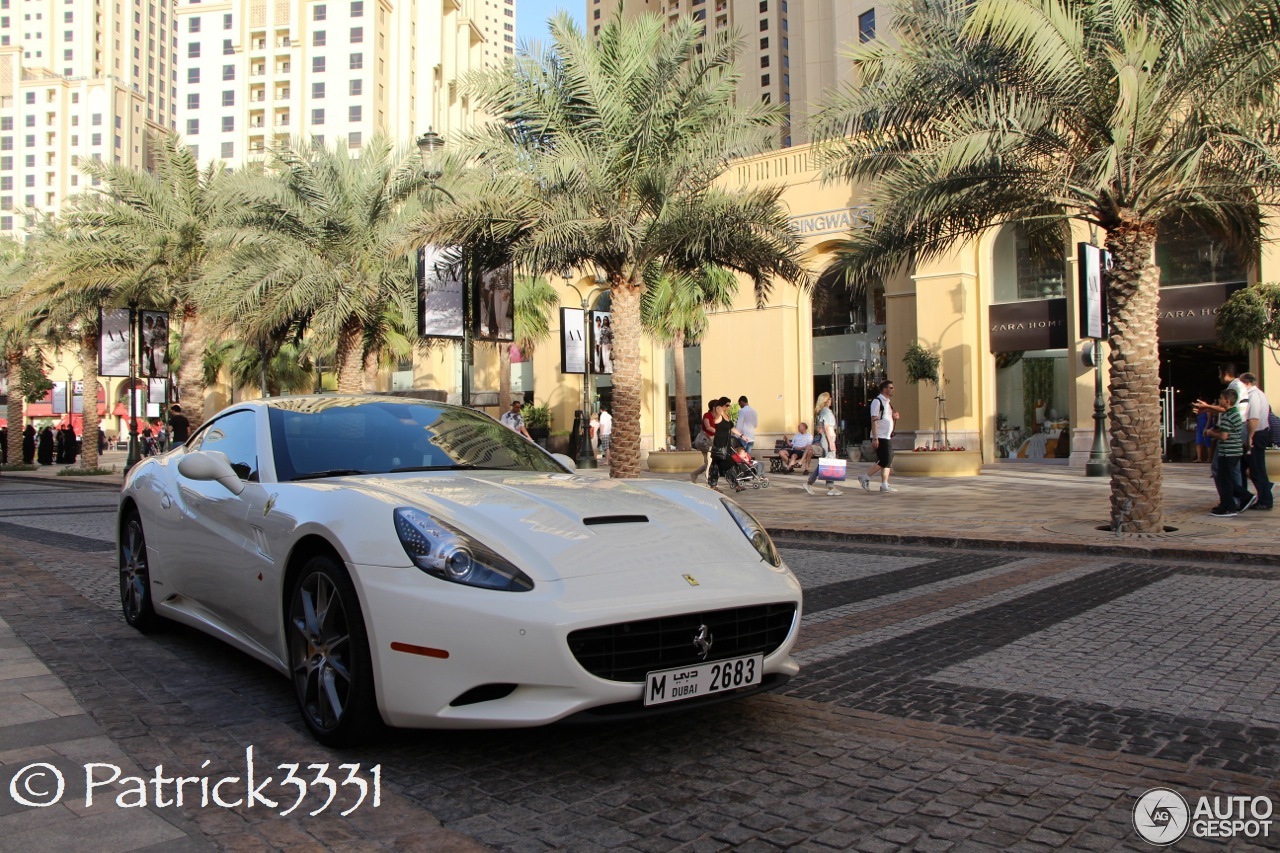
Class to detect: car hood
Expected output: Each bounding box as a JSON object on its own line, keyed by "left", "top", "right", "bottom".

{"left": 332, "top": 472, "right": 765, "bottom": 580}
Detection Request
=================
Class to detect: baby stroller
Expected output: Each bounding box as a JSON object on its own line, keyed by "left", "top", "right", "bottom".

{"left": 708, "top": 437, "right": 770, "bottom": 492}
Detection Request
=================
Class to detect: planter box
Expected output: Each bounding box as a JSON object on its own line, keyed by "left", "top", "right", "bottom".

{"left": 892, "top": 449, "right": 982, "bottom": 477}
{"left": 1268, "top": 448, "right": 1280, "bottom": 480}
{"left": 647, "top": 450, "right": 704, "bottom": 473}
{"left": 547, "top": 435, "right": 572, "bottom": 456}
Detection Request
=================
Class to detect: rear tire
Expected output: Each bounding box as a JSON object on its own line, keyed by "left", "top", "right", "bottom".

{"left": 119, "top": 510, "right": 161, "bottom": 632}
{"left": 287, "top": 555, "right": 382, "bottom": 746}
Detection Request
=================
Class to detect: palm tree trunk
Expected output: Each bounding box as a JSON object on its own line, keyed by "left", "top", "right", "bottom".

{"left": 335, "top": 320, "right": 365, "bottom": 394}
{"left": 498, "top": 343, "right": 512, "bottom": 411}
{"left": 79, "top": 331, "right": 100, "bottom": 470}
{"left": 1104, "top": 219, "right": 1163, "bottom": 532}
{"left": 5, "top": 350, "right": 23, "bottom": 465}
{"left": 608, "top": 275, "right": 643, "bottom": 478}
{"left": 176, "top": 305, "right": 209, "bottom": 429}
{"left": 672, "top": 330, "right": 691, "bottom": 451}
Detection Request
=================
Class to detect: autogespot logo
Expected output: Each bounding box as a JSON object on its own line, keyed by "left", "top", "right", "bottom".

{"left": 1134, "top": 788, "right": 1190, "bottom": 845}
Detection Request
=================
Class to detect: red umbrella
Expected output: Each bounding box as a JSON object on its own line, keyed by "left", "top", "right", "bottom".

{"left": 112, "top": 401, "right": 129, "bottom": 418}
{"left": 0, "top": 417, "right": 7, "bottom": 428}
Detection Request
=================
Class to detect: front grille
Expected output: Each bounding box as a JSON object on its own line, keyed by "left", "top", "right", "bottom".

{"left": 567, "top": 603, "right": 797, "bottom": 683}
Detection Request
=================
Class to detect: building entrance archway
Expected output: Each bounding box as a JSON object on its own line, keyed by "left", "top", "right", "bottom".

{"left": 811, "top": 263, "right": 886, "bottom": 451}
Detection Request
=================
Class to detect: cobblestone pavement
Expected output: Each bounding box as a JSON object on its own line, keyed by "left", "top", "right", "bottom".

{"left": 0, "top": 480, "right": 1278, "bottom": 851}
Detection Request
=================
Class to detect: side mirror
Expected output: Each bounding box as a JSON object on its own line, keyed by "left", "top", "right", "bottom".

{"left": 551, "top": 453, "right": 577, "bottom": 472}
{"left": 177, "top": 450, "right": 246, "bottom": 496}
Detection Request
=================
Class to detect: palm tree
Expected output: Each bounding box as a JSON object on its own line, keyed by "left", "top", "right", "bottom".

{"left": 811, "top": 0, "right": 1280, "bottom": 531}
{"left": 49, "top": 134, "right": 237, "bottom": 430}
{"left": 205, "top": 136, "right": 425, "bottom": 393}
{"left": 641, "top": 265, "right": 738, "bottom": 451}
{"left": 202, "top": 338, "right": 316, "bottom": 399}
{"left": 497, "top": 274, "right": 561, "bottom": 409}
{"left": 421, "top": 11, "right": 807, "bottom": 478}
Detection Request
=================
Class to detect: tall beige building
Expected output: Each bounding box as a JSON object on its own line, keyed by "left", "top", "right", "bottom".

{"left": 0, "top": 0, "right": 176, "bottom": 235}
{"left": 590, "top": 0, "right": 795, "bottom": 145}
{"left": 589, "top": 0, "right": 879, "bottom": 146}
{"left": 174, "top": 0, "right": 513, "bottom": 167}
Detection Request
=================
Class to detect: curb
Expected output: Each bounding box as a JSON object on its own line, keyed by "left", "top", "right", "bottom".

{"left": 766, "top": 526, "right": 1280, "bottom": 568}
{"left": 0, "top": 472, "right": 123, "bottom": 491}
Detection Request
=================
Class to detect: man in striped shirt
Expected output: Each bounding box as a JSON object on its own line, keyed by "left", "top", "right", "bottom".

{"left": 1206, "top": 388, "right": 1254, "bottom": 517}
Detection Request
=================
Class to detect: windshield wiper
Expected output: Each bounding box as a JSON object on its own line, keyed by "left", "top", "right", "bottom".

{"left": 388, "top": 464, "right": 482, "bottom": 473}
{"left": 291, "top": 469, "right": 371, "bottom": 481}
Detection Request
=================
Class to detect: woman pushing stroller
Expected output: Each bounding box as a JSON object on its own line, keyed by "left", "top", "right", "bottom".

{"left": 706, "top": 398, "right": 751, "bottom": 492}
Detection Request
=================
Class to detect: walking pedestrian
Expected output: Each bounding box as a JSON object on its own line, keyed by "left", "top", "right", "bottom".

{"left": 1206, "top": 387, "right": 1252, "bottom": 516}
{"left": 169, "top": 404, "right": 190, "bottom": 448}
{"left": 803, "top": 392, "right": 842, "bottom": 496}
{"left": 859, "top": 379, "right": 899, "bottom": 493}
{"left": 735, "top": 396, "right": 758, "bottom": 455}
{"left": 1240, "top": 373, "right": 1273, "bottom": 511}
{"left": 691, "top": 399, "right": 718, "bottom": 483}
{"left": 499, "top": 400, "right": 532, "bottom": 439}
{"left": 22, "top": 422, "right": 36, "bottom": 464}
{"left": 597, "top": 406, "right": 612, "bottom": 463}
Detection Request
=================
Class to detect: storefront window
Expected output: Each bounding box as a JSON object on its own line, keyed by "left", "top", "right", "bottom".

{"left": 992, "top": 223, "right": 1067, "bottom": 302}
{"left": 994, "top": 349, "right": 1072, "bottom": 461}
{"left": 1156, "top": 217, "right": 1248, "bottom": 287}
{"left": 811, "top": 266, "right": 886, "bottom": 446}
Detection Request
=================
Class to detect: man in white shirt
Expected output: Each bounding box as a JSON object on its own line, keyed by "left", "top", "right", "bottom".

{"left": 859, "top": 379, "right": 899, "bottom": 493}
{"left": 597, "top": 407, "right": 612, "bottom": 462}
{"left": 779, "top": 423, "right": 814, "bottom": 472}
{"left": 1240, "top": 373, "right": 1273, "bottom": 510}
{"left": 499, "top": 400, "right": 531, "bottom": 439}
{"left": 735, "top": 396, "right": 759, "bottom": 454}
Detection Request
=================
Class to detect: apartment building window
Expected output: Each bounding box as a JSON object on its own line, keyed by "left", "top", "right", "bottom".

{"left": 0, "top": 157, "right": 9, "bottom": 169}
{"left": 349, "top": 79, "right": 362, "bottom": 95}
{"left": 348, "top": 105, "right": 361, "bottom": 122}
{"left": 223, "top": 13, "right": 232, "bottom": 29}
{"left": 0, "top": 217, "right": 10, "bottom": 230}
{"left": 223, "top": 38, "right": 232, "bottom": 54}
{"left": 348, "top": 131, "right": 361, "bottom": 148}
{"left": 759, "top": 0, "right": 767, "bottom": 10}
{"left": 23, "top": 195, "right": 32, "bottom": 207}
{"left": 760, "top": 55, "right": 769, "bottom": 68}
{"left": 187, "top": 94, "right": 199, "bottom": 109}
{"left": 760, "top": 36, "right": 768, "bottom": 49}
{"left": 312, "top": 56, "right": 325, "bottom": 72}
{"left": 858, "top": 9, "right": 875, "bottom": 42}
{"left": 312, "top": 82, "right": 324, "bottom": 98}
{"left": 189, "top": 17, "right": 200, "bottom": 32}
{"left": 186, "top": 118, "right": 198, "bottom": 135}
{"left": 188, "top": 67, "right": 199, "bottom": 83}
{"left": 23, "top": 175, "right": 32, "bottom": 187}
{"left": 221, "top": 141, "right": 233, "bottom": 158}
{"left": 350, "top": 26, "right": 362, "bottom": 43}
{"left": 24, "top": 92, "right": 34, "bottom": 105}
{"left": 23, "top": 155, "right": 31, "bottom": 167}
{"left": 91, "top": 133, "right": 101, "bottom": 145}
{"left": 351, "top": 0, "right": 362, "bottom": 16}
{"left": 313, "top": 30, "right": 325, "bottom": 46}
{"left": 222, "top": 64, "right": 234, "bottom": 80}
{"left": 313, "top": 4, "right": 326, "bottom": 21}
{"left": 759, "top": 19, "right": 768, "bottom": 30}
{"left": 188, "top": 144, "right": 198, "bottom": 159}
{"left": 222, "top": 90, "right": 234, "bottom": 106}
{"left": 761, "top": 73, "right": 770, "bottom": 86}
{"left": 349, "top": 52, "right": 362, "bottom": 69}
{"left": 188, "top": 41, "right": 199, "bottom": 57}
{"left": 221, "top": 115, "right": 233, "bottom": 131}
{"left": 0, "top": 119, "right": 7, "bottom": 132}
{"left": 593, "top": 8, "right": 599, "bottom": 18}
{"left": 311, "top": 108, "right": 324, "bottom": 125}
{"left": 1, "top": 177, "right": 10, "bottom": 190}
{"left": 23, "top": 134, "right": 32, "bottom": 147}
{"left": 23, "top": 115, "right": 32, "bottom": 127}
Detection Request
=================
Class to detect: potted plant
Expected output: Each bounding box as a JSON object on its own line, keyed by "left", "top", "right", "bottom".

{"left": 895, "top": 341, "right": 982, "bottom": 476}
{"left": 524, "top": 403, "right": 551, "bottom": 446}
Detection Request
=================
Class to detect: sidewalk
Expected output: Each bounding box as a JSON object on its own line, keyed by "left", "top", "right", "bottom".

{"left": 4, "top": 450, "right": 1277, "bottom": 563}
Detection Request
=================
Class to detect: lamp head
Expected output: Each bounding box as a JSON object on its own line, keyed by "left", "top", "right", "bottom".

{"left": 417, "top": 128, "right": 444, "bottom": 157}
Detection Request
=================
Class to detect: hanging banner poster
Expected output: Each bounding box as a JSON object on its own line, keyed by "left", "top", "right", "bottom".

{"left": 417, "top": 245, "right": 466, "bottom": 339}
{"left": 560, "top": 307, "right": 586, "bottom": 375}
{"left": 138, "top": 310, "right": 171, "bottom": 378}
{"left": 474, "top": 263, "right": 515, "bottom": 342}
{"left": 590, "top": 310, "right": 614, "bottom": 377}
{"left": 99, "top": 308, "right": 132, "bottom": 377}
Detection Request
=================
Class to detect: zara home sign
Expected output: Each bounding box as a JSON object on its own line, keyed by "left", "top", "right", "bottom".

{"left": 989, "top": 299, "right": 1069, "bottom": 352}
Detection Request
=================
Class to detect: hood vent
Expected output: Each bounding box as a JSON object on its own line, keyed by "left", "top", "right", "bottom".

{"left": 582, "top": 514, "right": 649, "bottom": 526}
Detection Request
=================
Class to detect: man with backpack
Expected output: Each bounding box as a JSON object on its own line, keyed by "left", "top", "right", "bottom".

{"left": 859, "top": 379, "right": 899, "bottom": 494}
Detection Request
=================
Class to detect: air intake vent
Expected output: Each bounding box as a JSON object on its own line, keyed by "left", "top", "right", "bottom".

{"left": 582, "top": 515, "right": 649, "bottom": 526}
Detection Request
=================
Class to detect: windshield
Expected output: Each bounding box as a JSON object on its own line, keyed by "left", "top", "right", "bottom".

{"left": 267, "top": 397, "right": 567, "bottom": 481}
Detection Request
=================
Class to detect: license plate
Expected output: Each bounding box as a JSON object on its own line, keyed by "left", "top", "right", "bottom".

{"left": 643, "top": 654, "right": 764, "bottom": 706}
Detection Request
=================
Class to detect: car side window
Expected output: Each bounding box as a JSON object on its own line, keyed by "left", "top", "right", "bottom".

{"left": 197, "top": 410, "right": 259, "bottom": 482}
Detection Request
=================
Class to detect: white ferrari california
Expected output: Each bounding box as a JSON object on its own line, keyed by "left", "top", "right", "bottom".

{"left": 118, "top": 395, "right": 802, "bottom": 744}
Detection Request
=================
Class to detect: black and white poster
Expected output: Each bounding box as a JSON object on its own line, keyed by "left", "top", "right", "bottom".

{"left": 560, "top": 307, "right": 586, "bottom": 375}
{"left": 417, "top": 245, "right": 465, "bottom": 339}
{"left": 1077, "top": 243, "right": 1108, "bottom": 340}
{"left": 99, "top": 308, "right": 132, "bottom": 377}
{"left": 139, "top": 310, "right": 170, "bottom": 378}
{"left": 590, "top": 310, "right": 614, "bottom": 376}
{"left": 474, "top": 263, "right": 515, "bottom": 342}
{"left": 71, "top": 380, "right": 84, "bottom": 414}
{"left": 51, "top": 381, "right": 67, "bottom": 415}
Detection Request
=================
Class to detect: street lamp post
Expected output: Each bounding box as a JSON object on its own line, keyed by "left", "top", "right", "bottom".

{"left": 416, "top": 129, "right": 471, "bottom": 407}
{"left": 1086, "top": 339, "right": 1109, "bottom": 477}
{"left": 563, "top": 273, "right": 608, "bottom": 469}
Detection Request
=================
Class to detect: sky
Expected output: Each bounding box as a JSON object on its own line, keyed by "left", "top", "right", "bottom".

{"left": 516, "top": 1, "right": 586, "bottom": 49}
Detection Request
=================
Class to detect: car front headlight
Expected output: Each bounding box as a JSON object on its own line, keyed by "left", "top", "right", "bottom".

{"left": 721, "top": 499, "right": 782, "bottom": 567}
{"left": 393, "top": 507, "right": 534, "bottom": 591}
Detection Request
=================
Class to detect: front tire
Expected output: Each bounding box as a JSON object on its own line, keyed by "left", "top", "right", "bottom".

{"left": 119, "top": 510, "right": 161, "bottom": 632}
{"left": 287, "top": 555, "right": 381, "bottom": 746}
